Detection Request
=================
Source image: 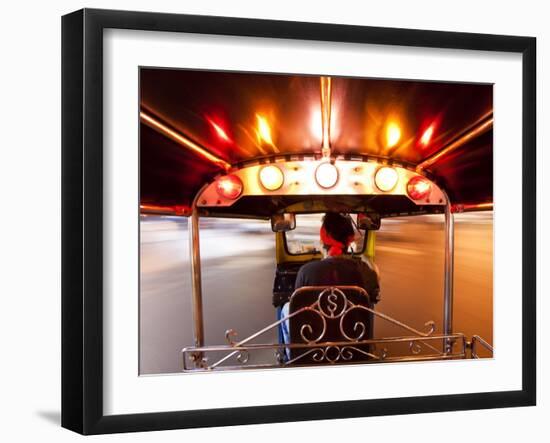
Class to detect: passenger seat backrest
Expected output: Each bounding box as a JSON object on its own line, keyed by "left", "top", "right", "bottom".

{"left": 288, "top": 286, "right": 374, "bottom": 364}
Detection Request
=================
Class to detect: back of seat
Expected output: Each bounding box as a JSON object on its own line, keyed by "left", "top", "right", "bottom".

{"left": 288, "top": 286, "right": 374, "bottom": 365}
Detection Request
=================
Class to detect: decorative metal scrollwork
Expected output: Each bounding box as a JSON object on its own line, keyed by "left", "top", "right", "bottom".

{"left": 341, "top": 347, "right": 355, "bottom": 361}
{"left": 424, "top": 321, "right": 436, "bottom": 335}
{"left": 409, "top": 341, "right": 422, "bottom": 355}
{"left": 318, "top": 288, "right": 348, "bottom": 318}
{"left": 236, "top": 349, "right": 249, "bottom": 364}
{"left": 340, "top": 306, "right": 368, "bottom": 342}
{"left": 275, "top": 349, "right": 285, "bottom": 364}
{"left": 181, "top": 286, "right": 460, "bottom": 371}
{"left": 225, "top": 329, "right": 238, "bottom": 345}
{"left": 298, "top": 308, "right": 327, "bottom": 343}
{"left": 288, "top": 344, "right": 378, "bottom": 365}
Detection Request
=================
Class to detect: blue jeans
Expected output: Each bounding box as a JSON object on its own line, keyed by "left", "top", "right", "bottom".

{"left": 277, "top": 303, "right": 291, "bottom": 361}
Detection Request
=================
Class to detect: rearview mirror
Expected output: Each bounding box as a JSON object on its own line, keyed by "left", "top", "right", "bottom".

{"left": 271, "top": 213, "right": 296, "bottom": 232}
{"left": 357, "top": 213, "right": 381, "bottom": 231}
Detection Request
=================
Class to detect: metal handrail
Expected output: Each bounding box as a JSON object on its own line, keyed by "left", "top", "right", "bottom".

{"left": 181, "top": 286, "right": 467, "bottom": 371}
{"left": 471, "top": 335, "right": 494, "bottom": 358}
{"left": 182, "top": 333, "right": 467, "bottom": 371}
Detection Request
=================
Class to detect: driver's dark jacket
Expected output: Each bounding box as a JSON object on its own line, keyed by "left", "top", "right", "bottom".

{"left": 294, "top": 256, "right": 380, "bottom": 303}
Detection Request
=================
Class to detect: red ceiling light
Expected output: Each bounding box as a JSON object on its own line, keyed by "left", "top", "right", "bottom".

{"left": 207, "top": 117, "right": 232, "bottom": 143}
{"left": 420, "top": 124, "right": 435, "bottom": 147}
{"left": 216, "top": 175, "right": 243, "bottom": 200}
{"left": 407, "top": 175, "right": 432, "bottom": 201}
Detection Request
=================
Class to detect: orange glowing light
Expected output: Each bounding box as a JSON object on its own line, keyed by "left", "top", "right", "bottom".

{"left": 375, "top": 167, "right": 399, "bottom": 192}
{"left": 315, "top": 162, "right": 339, "bottom": 189}
{"left": 310, "top": 109, "right": 323, "bottom": 142}
{"left": 256, "top": 114, "right": 274, "bottom": 145}
{"left": 386, "top": 122, "right": 401, "bottom": 148}
{"left": 208, "top": 118, "right": 231, "bottom": 143}
{"left": 259, "top": 165, "right": 284, "bottom": 191}
{"left": 420, "top": 124, "right": 435, "bottom": 147}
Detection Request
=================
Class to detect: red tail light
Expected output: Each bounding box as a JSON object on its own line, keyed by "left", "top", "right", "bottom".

{"left": 216, "top": 175, "right": 243, "bottom": 200}
{"left": 407, "top": 176, "right": 432, "bottom": 201}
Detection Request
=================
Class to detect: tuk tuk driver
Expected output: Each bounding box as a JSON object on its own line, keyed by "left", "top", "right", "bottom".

{"left": 280, "top": 212, "right": 380, "bottom": 348}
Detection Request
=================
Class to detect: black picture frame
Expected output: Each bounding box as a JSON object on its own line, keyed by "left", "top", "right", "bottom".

{"left": 61, "top": 8, "right": 536, "bottom": 435}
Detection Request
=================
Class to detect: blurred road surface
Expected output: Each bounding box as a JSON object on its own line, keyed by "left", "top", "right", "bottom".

{"left": 140, "top": 212, "right": 493, "bottom": 374}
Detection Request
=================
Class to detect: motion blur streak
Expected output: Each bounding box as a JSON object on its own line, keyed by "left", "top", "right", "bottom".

{"left": 416, "top": 116, "right": 493, "bottom": 171}
{"left": 139, "top": 212, "right": 493, "bottom": 374}
{"left": 256, "top": 114, "right": 278, "bottom": 153}
{"left": 140, "top": 111, "right": 231, "bottom": 170}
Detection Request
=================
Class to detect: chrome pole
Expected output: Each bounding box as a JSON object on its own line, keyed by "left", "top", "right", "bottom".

{"left": 189, "top": 208, "right": 205, "bottom": 354}
{"left": 416, "top": 114, "right": 493, "bottom": 172}
{"left": 443, "top": 197, "right": 455, "bottom": 353}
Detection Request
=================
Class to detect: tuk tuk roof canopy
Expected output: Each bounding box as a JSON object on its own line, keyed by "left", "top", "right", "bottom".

{"left": 140, "top": 69, "right": 493, "bottom": 216}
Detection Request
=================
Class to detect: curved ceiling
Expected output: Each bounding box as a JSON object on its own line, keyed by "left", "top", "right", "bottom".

{"left": 140, "top": 68, "right": 492, "bottom": 212}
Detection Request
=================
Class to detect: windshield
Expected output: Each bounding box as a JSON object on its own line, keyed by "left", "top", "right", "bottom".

{"left": 284, "top": 214, "right": 366, "bottom": 255}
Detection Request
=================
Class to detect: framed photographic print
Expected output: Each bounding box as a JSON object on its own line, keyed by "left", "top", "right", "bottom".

{"left": 61, "top": 8, "right": 536, "bottom": 435}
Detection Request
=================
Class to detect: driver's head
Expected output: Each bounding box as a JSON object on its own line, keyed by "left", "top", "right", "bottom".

{"left": 320, "top": 212, "right": 355, "bottom": 256}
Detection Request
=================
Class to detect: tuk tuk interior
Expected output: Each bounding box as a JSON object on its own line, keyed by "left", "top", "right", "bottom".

{"left": 139, "top": 71, "right": 494, "bottom": 371}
